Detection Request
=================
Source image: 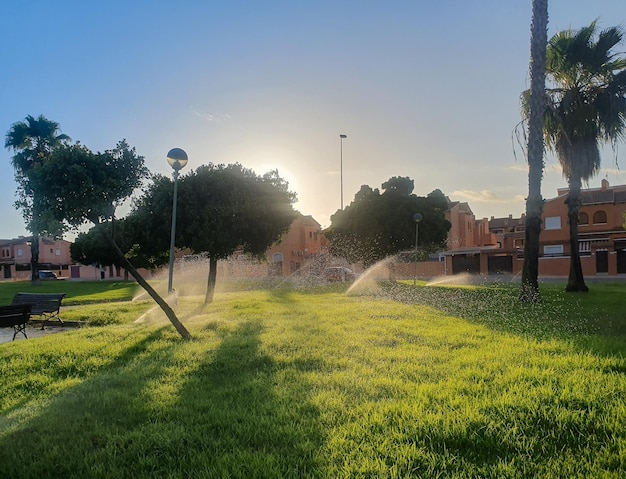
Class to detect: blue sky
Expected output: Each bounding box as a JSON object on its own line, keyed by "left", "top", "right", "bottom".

{"left": 2, "top": 1, "right": 625, "bottom": 239}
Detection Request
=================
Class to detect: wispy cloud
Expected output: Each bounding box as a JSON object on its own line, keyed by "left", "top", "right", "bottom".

{"left": 189, "top": 106, "right": 232, "bottom": 123}
{"left": 451, "top": 189, "right": 525, "bottom": 204}
{"left": 508, "top": 162, "right": 562, "bottom": 174}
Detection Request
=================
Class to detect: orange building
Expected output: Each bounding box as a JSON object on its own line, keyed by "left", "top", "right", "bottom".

{"left": 214, "top": 212, "right": 327, "bottom": 279}
{"left": 442, "top": 180, "right": 626, "bottom": 277}
{"left": 265, "top": 213, "right": 325, "bottom": 276}
{"left": 539, "top": 179, "right": 626, "bottom": 276}
{"left": 0, "top": 236, "right": 72, "bottom": 280}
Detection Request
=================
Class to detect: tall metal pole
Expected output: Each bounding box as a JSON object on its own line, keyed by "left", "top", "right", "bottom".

{"left": 340, "top": 134, "right": 347, "bottom": 210}
{"left": 413, "top": 213, "right": 422, "bottom": 286}
{"left": 166, "top": 148, "right": 188, "bottom": 294}
{"left": 168, "top": 165, "right": 180, "bottom": 294}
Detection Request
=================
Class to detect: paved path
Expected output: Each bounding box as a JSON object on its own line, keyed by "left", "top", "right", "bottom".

{"left": 0, "top": 324, "right": 79, "bottom": 344}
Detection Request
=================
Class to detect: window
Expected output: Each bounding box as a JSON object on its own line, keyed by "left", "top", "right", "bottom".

{"left": 514, "top": 239, "right": 524, "bottom": 248}
{"left": 17, "top": 248, "right": 23, "bottom": 257}
{"left": 579, "top": 241, "right": 591, "bottom": 253}
{"left": 544, "top": 245, "right": 564, "bottom": 256}
{"left": 272, "top": 253, "right": 283, "bottom": 263}
{"left": 593, "top": 210, "right": 607, "bottom": 224}
{"left": 50, "top": 248, "right": 54, "bottom": 254}
{"left": 545, "top": 216, "right": 562, "bottom": 230}
{"left": 55, "top": 249, "right": 61, "bottom": 256}
{"left": 579, "top": 212, "right": 589, "bottom": 225}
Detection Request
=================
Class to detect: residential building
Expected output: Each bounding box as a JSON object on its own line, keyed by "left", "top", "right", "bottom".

{"left": 540, "top": 179, "right": 626, "bottom": 276}
{"left": 441, "top": 180, "right": 626, "bottom": 277}
{"left": 214, "top": 212, "right": 327, "bottom": 279}
{"left": 443, "top": 200, "right": 501, "bottom": 275}
{"left": 0, "top": 236, "right": 72, "bottom": 280}
{"left": 446, "top": 201, "right": 497, "bottom": 250}
{"left": 265, "top": 213, "right": 325, "bottom": 276}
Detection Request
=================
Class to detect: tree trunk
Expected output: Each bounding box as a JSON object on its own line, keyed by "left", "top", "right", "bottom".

{"left": 30, "top": 234, "right": 41, "bottom": 285}
{"left": 520, "top": 0, "right": 548, "bottom": 303}
{"left": 520, "top": 197, "right": 543, "bottom": 302}
{"left": 96, "top": 223, "right": 191, "bottom": 339}
{"left": 565, "top": 181, "right": 588, "bottom": 292}
{"left": 205, "top": 256, "right": 218, "bottom": 304}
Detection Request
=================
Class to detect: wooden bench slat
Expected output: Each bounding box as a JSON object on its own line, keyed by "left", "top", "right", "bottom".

{"left": 0, "top": 304, "right": 32, "bottom": 340}
{"left": 11, "top": 293, "right": 66, "bottom": 330}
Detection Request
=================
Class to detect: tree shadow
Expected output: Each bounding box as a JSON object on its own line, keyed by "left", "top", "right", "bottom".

{"left": 379, "top": 281, "right": 626, "bottom": 357}
{"left": 171, "top": 320, "right": 324, "bottom": 477}
{"left": 0, "top": 319, "right": 324, "bottom": 478}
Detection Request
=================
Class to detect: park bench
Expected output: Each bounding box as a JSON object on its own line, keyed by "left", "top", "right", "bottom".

{"left": 11, "top": 292, "right": 66, "bottom": 329}
{"left": 0, "top": 304, "right": 32, "bottom": 340}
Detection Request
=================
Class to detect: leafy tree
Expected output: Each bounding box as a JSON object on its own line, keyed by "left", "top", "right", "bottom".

{"left": 123, "top": 174, "right": 175, "bottom": 267}
{"left": 26, "top": 141, "right": 191, "bottom": 339}
{"left": 71, "top": 228, "right": 118, "bottom": 269}
{"left": 128, "top": 163, "right": 297, "bottom": 304}
{"left": 520, "top": 0, "right": 548, "bottom": 302}
{"left": 5, "top": 115, "right": 71, "bottom": 284}
{"left": 327, "top": 178, "right": 450, "bottom": 267}
{"left": 542, "top": 21, "right": 626, "bottom": 292}
{"left": 70, "top": 219, "right": 155, "bottom": 278}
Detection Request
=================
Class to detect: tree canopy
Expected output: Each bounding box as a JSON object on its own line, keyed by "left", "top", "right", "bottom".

{"left": 70, "top": 219, "right": 161, "bottom": 274}
{"left": 30, "top": 140, "right": 148, "bottom": 229}
{"left": 128, "top": 163, "right": 297, "bottom": 303}
{"left": 327, "top": 177, "right": 450, "bottom": 266}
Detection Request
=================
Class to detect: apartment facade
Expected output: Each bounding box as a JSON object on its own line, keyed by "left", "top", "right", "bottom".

{"left": 540, "top": 179, "right": 626, "bottom": 276}
{"left": 265, "top": 213, "right": 326, "bottom": 276}
{"left": 0, "top": 236, "right": 72, "bottom": 280}
{"left": 213, "top": 213, "right": 327, "bottom": 279}
{"left": 442, "top": 180, "right": 626, "bottom": 277}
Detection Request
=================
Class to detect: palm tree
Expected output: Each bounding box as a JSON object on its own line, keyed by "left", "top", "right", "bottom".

{"left": 520, "top": 0, "right": 548, "bottom": 303}
{"left": 542, "top": 22, "right": 626, "bottom": 292}
{"left": 5, "top": 115, "right": 71, "bottom": 284}
{"left": 6, "top": 115, "right": 70, "bottom": 173}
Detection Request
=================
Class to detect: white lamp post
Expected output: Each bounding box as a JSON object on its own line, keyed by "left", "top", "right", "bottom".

{"left": 340, "top": 134, "right": 347, "bottom": 210}
{"left": 167, "top": 148, "right": 188, "bottom": 294}
{"left": 413, "top": 213, "right": 423, "bottom": 285}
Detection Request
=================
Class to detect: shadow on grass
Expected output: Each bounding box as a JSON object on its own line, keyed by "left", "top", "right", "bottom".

{"left": 0, "top": 320, "right": 324, "bottom": 478}
{"left": 172, "top": 320, "right": 324, "bottom": 477}
{"left": 377, "top": 281, "right": 626, "bottom": 356}
{"left": 0, "top": 326, "right": 169, "bottom": 418}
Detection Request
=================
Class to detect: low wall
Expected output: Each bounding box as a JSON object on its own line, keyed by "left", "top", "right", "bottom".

{"left": 391, "top": 261, "right": 447, "bottom": 280}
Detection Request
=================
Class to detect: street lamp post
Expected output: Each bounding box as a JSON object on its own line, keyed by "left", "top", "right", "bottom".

{"left": 167, "top": 148, "right": 189, "bottom": 294}
{"left": 340, "top": 134, "right": 347, "bottom": 210}
{"left": 413, "top": 213, "right": 423, "bottom": 286}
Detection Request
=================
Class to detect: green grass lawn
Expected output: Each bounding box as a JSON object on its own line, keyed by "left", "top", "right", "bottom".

{"left": 0, "top": 280, "right": 142, "bottom": 305}
{"left": 1, "top": 280, "right": 625, "bottom": 478}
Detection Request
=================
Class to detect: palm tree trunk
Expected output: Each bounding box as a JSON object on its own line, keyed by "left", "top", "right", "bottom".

{"left": 205, "top": 256, "right": 218, "bottom": 304}
{"left": 565, "top": 181, "right": 588, "bottom": 292}
{"left": 521, "top": 197, "right": 543, "bottom": 301}
{"left": 520, "top": 0, "right": 548, "bottom": 302}
{"left": 30, "top": 234, "right": 41, "bottom": 285}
